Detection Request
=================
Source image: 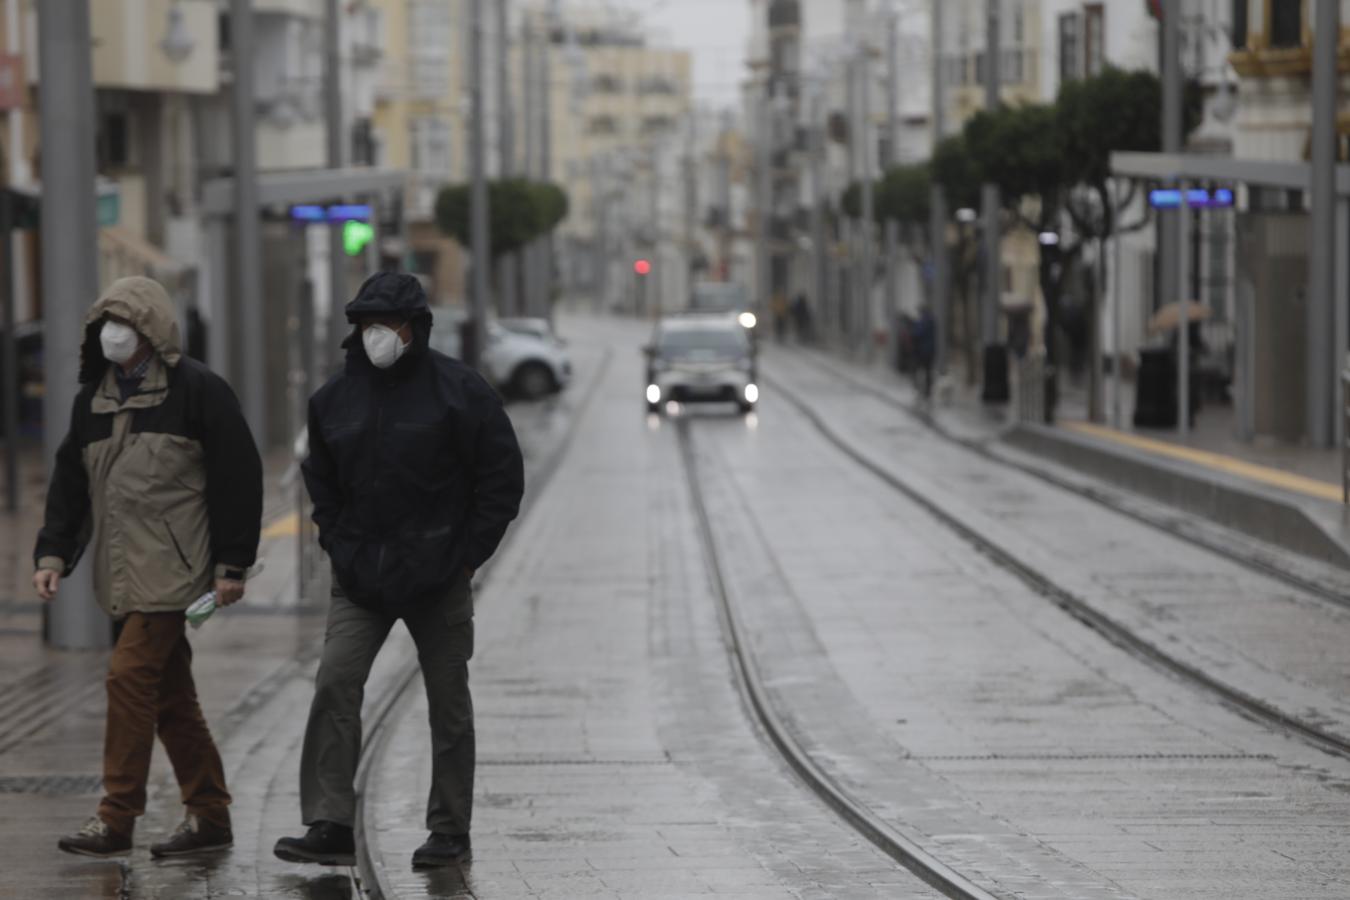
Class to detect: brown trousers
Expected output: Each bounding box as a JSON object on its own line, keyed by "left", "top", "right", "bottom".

{"left": 98, "top": 611, "right": 231, "bottom": 835}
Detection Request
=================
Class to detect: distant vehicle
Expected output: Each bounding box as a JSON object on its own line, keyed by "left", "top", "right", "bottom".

{"left": 499, "top": 316, "right": 565, "bottom": 345}
{"left": 690, "top": 281, "right": 758, "bottom": 332}
{"left": 644, "top": 315, "right": 758, "bottom": 415}
{"left": 429, "top": 312, "right": 572, "bottom": 400}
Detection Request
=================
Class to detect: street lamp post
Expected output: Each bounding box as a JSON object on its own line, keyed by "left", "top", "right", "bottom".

{"left": 980, "top": 0, "right": 1007, "bottom": 403}
{"left": 37, "top": 0, "right": 104, "bottom": 648}
{"left": 467, "top": 0, "right": 491, "bottom": 368}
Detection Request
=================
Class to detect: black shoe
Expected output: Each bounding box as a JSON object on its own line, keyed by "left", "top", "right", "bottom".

{"left": 150, "top": 813, "right": 233, "bottom": 858}
{"left": 411, "top": 832, "right": 470, "bottom": 869}
{"left": 273, "top": 821, "right": 356, "bottom": 866}
{"left": 57, "top": 816, "right": 133, "bottom": 859}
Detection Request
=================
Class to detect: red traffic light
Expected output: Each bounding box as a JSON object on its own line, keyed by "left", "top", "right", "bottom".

{"left": 634, "top": 259, "right": 652, "bottom": 276}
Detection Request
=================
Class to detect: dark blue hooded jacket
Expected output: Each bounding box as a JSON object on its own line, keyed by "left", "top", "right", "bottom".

{"left": 302, "top": 272, "right": 524, "bottom": 615}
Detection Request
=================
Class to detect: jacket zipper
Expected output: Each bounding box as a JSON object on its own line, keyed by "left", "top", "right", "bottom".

{"left": 166, "top": 521, "right": 192, "bottom": 572}
{"left": 375, "top": 393, "right": 386, "bottom": 580}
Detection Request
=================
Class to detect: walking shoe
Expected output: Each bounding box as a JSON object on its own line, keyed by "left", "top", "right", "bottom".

{"left": 150, "top": 813, "right": 233, "bottom": 858}
{"left": 57, "top": 816, "right": 133, "bottom": 858}
{"left": 273, "top": 821, "right": 356, "bottom": 866}
{"left": 411, "top": 832, "right": 470, "bottom": 868}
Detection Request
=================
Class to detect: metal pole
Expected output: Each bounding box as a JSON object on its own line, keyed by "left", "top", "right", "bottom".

{"left": 930, "top": 0, "right": 949, "bottom": 377}
{"left": 755, "top": 97, "right": 771, "bottom": 321}
{"left": 1112, "top": 177, "right": 1124, "bottom": 428}
{"left": 324, "top": 0, "right": 347, "bottom": 371}
{"left": 497, "top": 0, "right": 515, "bottom": 176}
{"left": 468, "top": 0, "right": 491, "bottom": 366}
{"left": 981, "top": 0, "right": 1001, "bottom": 346}
{"left": 885, "top": 12, "right": 899, "bottom": 170}
{"left": 1309, "top": 0, "right": 1339, "bottom": 447}
{"left": 859, "top": 48, "right": 875, "bottom": 356}
{"left": 1159, "top": 0, "right": 1182, "bottom": 318}
{"left": 1178, "top": 183, "right": 1190, "bottom": 437}
{"left": 232, "top": 0, "right": 266, "bottom": 445}
{"left": 1, "top": 190, "right": 14, "bottom": 512}
{"left": 811, "top": 91, "right": 827, "bottom": 342}
{"left": 38, "top": 0, "right": 103, "bottom": 648}
{"left": 538, "top": 7, "right": 554, "bottom": 318}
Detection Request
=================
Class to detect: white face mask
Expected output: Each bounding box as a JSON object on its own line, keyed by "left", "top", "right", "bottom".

{"left": 100, "top": 320, "right": 142, "bottom": 365}
{"left": 362, "top": 324, "right": 408, "bottom": 369}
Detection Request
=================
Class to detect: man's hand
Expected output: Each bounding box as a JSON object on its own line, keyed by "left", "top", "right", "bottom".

{"left": 215, "top": 578, "right": 245, "bottom": 607}
{"left": 34, "top": 570, "right": 61, "bottom": 602}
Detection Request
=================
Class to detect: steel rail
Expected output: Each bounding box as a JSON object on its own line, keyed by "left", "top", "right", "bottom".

{"left": 676, "top": 420, "right": 1004, "bottom": 900}
{"left": 766, "top": 367, "right": 1350, "bottom": 765}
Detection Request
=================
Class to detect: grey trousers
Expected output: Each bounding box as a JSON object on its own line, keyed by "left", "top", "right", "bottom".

{"left": 299, "top": 576, "right": 475, "bottom": 835}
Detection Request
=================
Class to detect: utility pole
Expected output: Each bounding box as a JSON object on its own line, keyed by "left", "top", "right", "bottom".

{"left": 885, "top": 12, "right": 899, "bottom": 170}
{"left": 38, "top": 1, "right": 102, "bottom": 648}
{"left": 468, "top": 0, "right": 491, "bottom": 366}
{"left": 1308, "top": 0, "right": 1339, "bottom": 448}
{"left": 537, "top": 1, "right": 556, "bottom": 319}
{"left": 810, "top": 89, "right": 827, "bottom": 344}
{"left": 1160, "top": 0, "right": 1182, "bottom": 427}
{"left": 930, "top": 0, "right": 949, "bottom": 378}
{"left": 859, "top": 46, "right": 875, "bottom": 356}
{"left": 231, "top": 0, "right": 266, "bottom": 444}
{"left": 324, "top": 0, "right": 347, "bottom": 371}
{"left": 496, "top": 0, "right": 518, "bottom": 317}
{"left": 755, "top": 97, "right": 771, "bottom": 323}
{"left": 4, "top": 0, "right": 27, "bottom": 513}
{"left": 980, "top": 0, "right": 1007, "bottom": 403}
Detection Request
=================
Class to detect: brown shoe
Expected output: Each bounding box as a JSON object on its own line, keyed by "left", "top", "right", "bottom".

{"left": 149, "top": 813, "right": 233, "bottom": 858}
{"left": 57, "top": 816, "right": 133, "bottom": 858}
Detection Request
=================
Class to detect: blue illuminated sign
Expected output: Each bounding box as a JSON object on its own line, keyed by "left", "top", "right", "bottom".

{"left": 1149, "top": 188, "right": 1234, "bottom": 210}
{"left": 288, "top": 203, "right": 373, "bottom": 223}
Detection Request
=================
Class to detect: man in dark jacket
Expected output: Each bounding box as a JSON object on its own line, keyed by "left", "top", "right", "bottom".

{"left": 35, "top": 276, "right": 263, "bottom": 858}
{"left": 274, "top": 272, "right": 524, "bottom": 869}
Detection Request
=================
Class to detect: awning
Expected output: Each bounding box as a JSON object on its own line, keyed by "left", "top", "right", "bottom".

{"left": 200, "top": 167, "right": 407, "bottom": 217}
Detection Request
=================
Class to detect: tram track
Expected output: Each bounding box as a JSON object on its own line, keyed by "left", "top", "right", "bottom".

{"left": 762, "top": 362, "right": 1350, "bottom": 765}
{"left": 676, "top": 418, "right": 1002, "bottom": 900}
{"left": 787, "top": 349, "right": 1350, "bottom": 614}
{"left": 349, "top": 347, "right": 613, "bottom": 899}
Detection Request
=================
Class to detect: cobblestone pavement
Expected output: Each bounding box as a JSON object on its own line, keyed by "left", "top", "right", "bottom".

{"left": 6, "top": 318, "right": 1350, "bottom": 899}
{"left": 697, "top": 350, "right": 1350, "bottom": 899}
{"left": 364, "top": 318, "right": 934, "bottom": 898}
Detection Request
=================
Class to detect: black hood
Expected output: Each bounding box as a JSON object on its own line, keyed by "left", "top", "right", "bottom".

{"left": 342, "top": 272, "right": 435, "bottom": 375}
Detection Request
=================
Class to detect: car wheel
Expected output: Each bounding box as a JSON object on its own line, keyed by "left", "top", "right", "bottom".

{"left": 738, "top": 402, "right": 755, "bottom": 415}
{"left": 647, "top": 402, "right": 661, "bottom": 415}
{"left": 512, "top": 362, "right": 557, "bottom": 400}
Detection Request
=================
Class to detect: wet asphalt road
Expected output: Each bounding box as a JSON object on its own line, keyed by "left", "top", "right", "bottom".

{"left": 5, "top": 314, "right": 1350, "bottom": 899}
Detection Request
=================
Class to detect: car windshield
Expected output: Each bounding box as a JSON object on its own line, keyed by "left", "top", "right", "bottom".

{"left": 657, "top": 327, "right": 747, "bottom": 358}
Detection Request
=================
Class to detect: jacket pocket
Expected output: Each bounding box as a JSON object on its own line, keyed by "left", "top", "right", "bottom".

{"left": 165, "top": 519, "right": 192, "bottom": 573}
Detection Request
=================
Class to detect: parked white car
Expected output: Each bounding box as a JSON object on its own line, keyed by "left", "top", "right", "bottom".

{"left": 429, "top": 313, "right": 572, "bottom": 399}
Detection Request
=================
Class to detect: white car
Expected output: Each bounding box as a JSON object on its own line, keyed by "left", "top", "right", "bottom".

{"left": 430, "top": 313, "right": 572, "bottom": 399}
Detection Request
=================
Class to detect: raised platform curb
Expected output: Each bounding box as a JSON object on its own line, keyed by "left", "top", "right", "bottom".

{"left": 1005, "top": 422, "right": 1350, "bottom": 570}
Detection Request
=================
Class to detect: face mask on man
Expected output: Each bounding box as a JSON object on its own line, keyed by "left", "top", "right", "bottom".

{"left": 362, "top": 324, "right": 408, "bottom": 369}
{"left": 100, "top": 320, "right": 142, "bottom": 365}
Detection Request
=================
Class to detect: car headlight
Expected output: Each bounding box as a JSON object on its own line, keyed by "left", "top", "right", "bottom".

{"left": 738, "top": 312, "right": 757, "bottom": 330}
{"left": 646, "top": 384, "right": 662, "bottom": 404}
{"left": 744, "top": 383, "right": 759, "bottom": 404}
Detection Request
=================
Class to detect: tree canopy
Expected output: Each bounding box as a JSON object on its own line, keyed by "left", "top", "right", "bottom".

{"left": 435, "top": 178, "right": 570, "bottom": 257}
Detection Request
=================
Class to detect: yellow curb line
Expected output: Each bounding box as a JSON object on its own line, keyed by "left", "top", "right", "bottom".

{"left": 1062, "top": 421, "right": 1343, "bottom": 503}
{"left": 261, "top": 511, "right": 300, "bottom": 538}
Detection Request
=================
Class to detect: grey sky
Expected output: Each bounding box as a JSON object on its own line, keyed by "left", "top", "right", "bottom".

{"left": 609, "top": 0, "right": 751, "bottom": 109}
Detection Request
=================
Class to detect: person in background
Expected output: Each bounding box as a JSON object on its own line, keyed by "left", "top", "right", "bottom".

{"left": 35, "top": 276, "right": 263, "bottom": 859}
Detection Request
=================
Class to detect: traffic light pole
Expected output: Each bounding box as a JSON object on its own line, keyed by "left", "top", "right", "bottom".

{"left": 38, "top": 0, "right": 104, "bottom": 649}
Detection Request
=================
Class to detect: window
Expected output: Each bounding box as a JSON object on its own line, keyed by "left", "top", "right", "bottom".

{"left": 410, "top": 117, "right": 451, "bottom": 174}
{"left": 408, "top": 1, "right": 452, "bottom": 97}
{"left": 588, "top": 116, "right": 619, "bottom": 136}
{"left": 1269, "top": 0, "right": 1301, "bottom": 48}
{"left": 591, "top": 74, "right": 624, "bottom": 94}
{"left": 1012, "top": 0, "right": 1025, "bottom": 44}
{"left": 1084, "top": 4, "right": 1104, "bottom": 77}
{"left": 97, "top": 110, "right": 135, "bottom": 170}
{"left": 641, "top": 116, "right": 674, "bottom": 136}
{"left": 1058, "top": 12, "right": 1081, "bottom": 83}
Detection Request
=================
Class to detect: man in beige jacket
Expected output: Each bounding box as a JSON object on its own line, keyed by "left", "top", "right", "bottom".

{"left": 34, "top": 277, "right": 262, "bottom": 858}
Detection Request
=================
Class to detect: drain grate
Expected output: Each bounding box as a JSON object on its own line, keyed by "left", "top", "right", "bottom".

{"left": 0, "top": 774, "right": 103, "bottom": 795}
